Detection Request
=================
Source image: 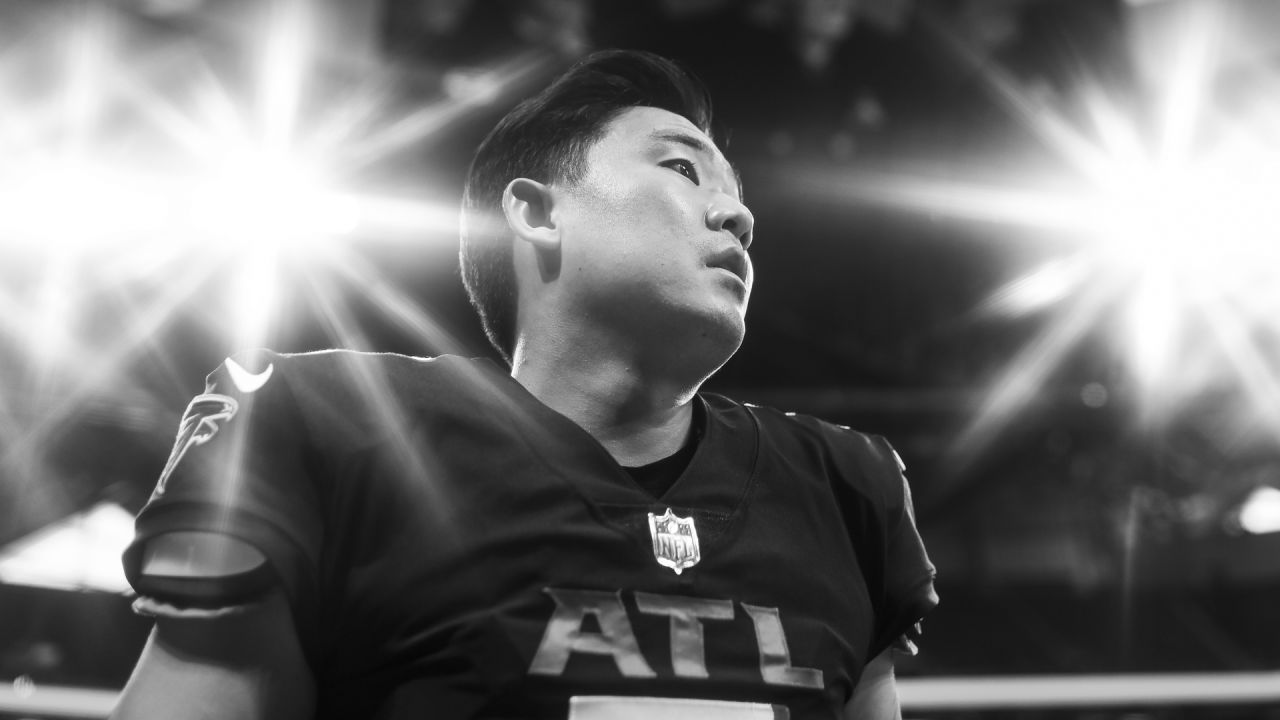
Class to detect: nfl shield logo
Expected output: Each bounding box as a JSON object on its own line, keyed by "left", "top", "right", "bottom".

{"left": 647, "top": 508, "right": 700, "bottom": 574}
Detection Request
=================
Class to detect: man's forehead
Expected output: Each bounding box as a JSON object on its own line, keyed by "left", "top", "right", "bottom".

{"left": 605, "top": 107, "right": 741, "bottom": 196}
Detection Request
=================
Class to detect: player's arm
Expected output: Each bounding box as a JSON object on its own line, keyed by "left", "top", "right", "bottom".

{"left": 844, "top": 648, "right": 900, "bottom": 720}
{"left": 110, "top": 534, "right": 315, "bottom": 720}
{"left": 843, "top": 436, "right": 936, "bottom": 719}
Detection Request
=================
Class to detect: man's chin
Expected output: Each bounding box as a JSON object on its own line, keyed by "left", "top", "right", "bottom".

{"left": 618, "top": 300, "right": 747, "bottom": 376}
{"left": 688, "top": 312, "right": 747, "bottom": 374}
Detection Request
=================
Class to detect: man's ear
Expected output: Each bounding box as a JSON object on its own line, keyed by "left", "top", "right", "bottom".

{"left": 502, "top": 178, "right": 560, "bottom": 252}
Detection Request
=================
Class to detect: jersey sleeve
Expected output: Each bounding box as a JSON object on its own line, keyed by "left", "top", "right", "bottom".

{"left": 121, "top": 350, "right": 325, "bottom": 634}
{"left": 866, "top": 435, "right": 938, "bottom": 659}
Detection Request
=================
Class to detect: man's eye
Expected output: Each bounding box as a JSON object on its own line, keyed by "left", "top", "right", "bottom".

{"left": 663, "top": 158, "right": 700, "bottom": 185}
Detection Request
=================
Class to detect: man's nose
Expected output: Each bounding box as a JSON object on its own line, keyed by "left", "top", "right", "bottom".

{"left": 705, "top": 196, "right": 755, "bottom": 250}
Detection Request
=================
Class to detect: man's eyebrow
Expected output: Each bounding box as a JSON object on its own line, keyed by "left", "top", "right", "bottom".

{"left": 650, "top": 129, "right": 744, "bottom": 198}
{"left": 651, "top": 129, "right": 715, "bottom": 157}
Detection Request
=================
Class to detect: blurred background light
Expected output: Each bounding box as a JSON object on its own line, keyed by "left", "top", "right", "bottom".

{"left": 0, "top": 502, "right": 133, "bottom": 593}
{"left": 1237, "top": 486, "right": 1280, "bottom": 535}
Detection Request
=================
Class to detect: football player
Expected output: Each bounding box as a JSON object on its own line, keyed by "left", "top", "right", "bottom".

{"left": 113, "top": 50, "right": 937, "bottom": 719}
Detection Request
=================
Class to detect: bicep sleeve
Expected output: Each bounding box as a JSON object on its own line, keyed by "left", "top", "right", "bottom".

{"left": 869, "top": 437, "right": 938, "bottom": 659}
{"left": 122, "top": 351, "right": 324, "bottom": 636}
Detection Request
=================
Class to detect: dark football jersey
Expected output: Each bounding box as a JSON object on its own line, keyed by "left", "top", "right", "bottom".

{"left": 124, "top": 350, "right": 938, "bottom": 719}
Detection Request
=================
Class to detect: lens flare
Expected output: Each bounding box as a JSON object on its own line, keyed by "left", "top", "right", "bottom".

{"left": 782, "top": 2, "right": 1280, "bottom": 469}
{"left": 0, "top": 0, "right": 558, "bottom": 573}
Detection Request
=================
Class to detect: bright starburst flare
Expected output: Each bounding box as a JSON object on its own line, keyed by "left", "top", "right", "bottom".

{"left": 942, "top": 2, "right": 1280, "bottom": 464}
{"left": 0, "top": 0, "right": 558, "bottom": 552}
{"left": 786, "top": 2, "right": 1280, "bottom": 469}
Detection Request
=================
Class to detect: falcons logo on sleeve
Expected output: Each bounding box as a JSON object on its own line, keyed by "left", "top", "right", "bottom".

{"left": 152, "top": 393, "right": 239, "bottom": 498}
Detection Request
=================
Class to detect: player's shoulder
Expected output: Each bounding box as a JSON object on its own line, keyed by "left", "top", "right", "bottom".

{"left": 714, "top": 394, "right": 906, "bottom": 505}
{"left": 206, "top": 348, "right": 486, "bottom": 396}
{"left": 198, "top": 349, "right": 499, "bottom": 434}
{"left": 732, "top": 395, "right": 895, "bottom": 460}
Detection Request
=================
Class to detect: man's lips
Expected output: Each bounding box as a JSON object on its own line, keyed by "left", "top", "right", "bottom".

{"left": 706, "top": 247, "right": 749, "bottom": 285}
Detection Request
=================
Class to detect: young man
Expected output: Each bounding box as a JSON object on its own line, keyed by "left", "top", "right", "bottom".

{"left": 113, "top": 50, "right": 937, "bottom": 719}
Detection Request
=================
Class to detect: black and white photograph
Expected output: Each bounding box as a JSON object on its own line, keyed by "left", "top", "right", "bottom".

{"left": 1, "top": 0, "right": 1278, "bottom": 718}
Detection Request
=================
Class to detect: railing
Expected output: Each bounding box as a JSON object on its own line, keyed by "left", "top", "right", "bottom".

{"left": 5, "top": 671, "right": 1280, "bottom": 718}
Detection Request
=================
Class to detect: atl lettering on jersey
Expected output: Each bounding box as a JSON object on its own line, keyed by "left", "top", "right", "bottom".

{"left": 529, "top": 587, "right": 823, "bottom": 689}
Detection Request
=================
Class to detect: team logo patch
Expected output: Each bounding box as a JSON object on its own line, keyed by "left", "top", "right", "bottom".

{"left": 152, "top": 393, "right": 239, "bottom": 498}
{"left": 647, "top": 508, "right": 700, "bottom": 575}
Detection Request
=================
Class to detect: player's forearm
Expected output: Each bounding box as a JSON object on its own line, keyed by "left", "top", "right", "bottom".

{"left": 844, "top": 649, "right": 901, "bottom": 720}
{"left": 111, "top": 593, "right": 315, "bottom": 720}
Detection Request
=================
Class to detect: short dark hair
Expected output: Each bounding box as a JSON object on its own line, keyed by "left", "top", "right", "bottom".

{"left": 459, "top": 49, "right": 715, "bottom": 364}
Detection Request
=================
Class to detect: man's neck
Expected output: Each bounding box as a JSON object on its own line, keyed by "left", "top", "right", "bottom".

{"left": 511, "top": 343, "right": 701, "bottom": 467}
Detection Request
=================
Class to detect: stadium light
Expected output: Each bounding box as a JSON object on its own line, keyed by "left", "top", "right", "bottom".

{"left": 0, "top": 0, "right": 560, "bottom": 554}
{"left": 1237, "top": 486, "right": 1280, "bottom": 535}
{"left": 782, "top": 0, "right": 1280, "bottom": 466}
